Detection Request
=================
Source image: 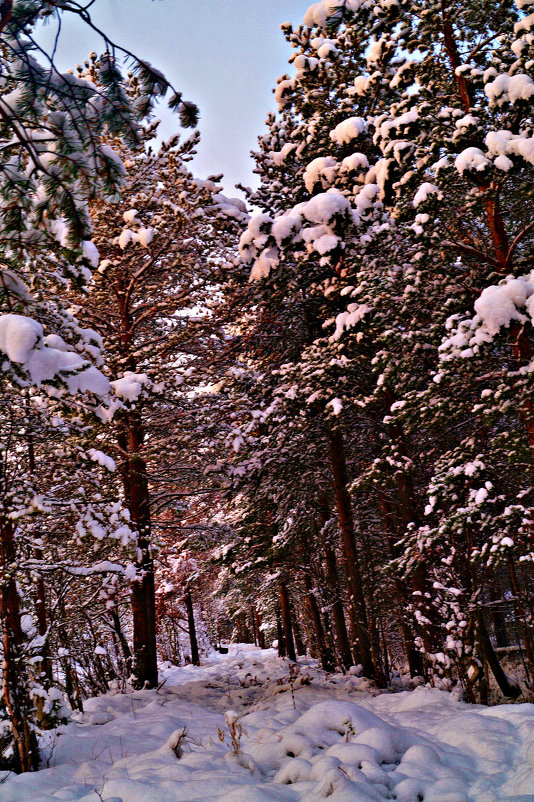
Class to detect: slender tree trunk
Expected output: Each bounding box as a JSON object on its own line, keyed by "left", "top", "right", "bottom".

{"left": 0, "top": 514, "right": 39, "bottom": 772}
{"left": 508, "top": 557, "right": 534, "bottom": 682}
{"left": 487, "top": 573, "right": 509, "bottom": 649}
{"left": 279, "top": 581, "right": 297, "bottom": 661}
{"left": 300, "top": 528, "right": 336, "bottom": 669}
{"left": 460, "top": 529, "right": 520, "bottom": 698}
{"left": 255, "top": 609, "right": 265, "bottom": 649}
{"left": 119, "top": 411, "right": 158, "bottom": 689}
{"left": 328, "top": 428, "right": 377, "bottom": 679}
{"left": 379, "top": 492, "right": 425, "bottom": 677}
{"left": 33, "top": 550, "right": 52, "bottom": 729}
{"left": 240, "top": 611, "right": 252, "bottom": 643}
{"left": 475, "top": 613, "right": 521, "bottom": 698}
{"left": 304, "top": 572, "right": 335, "bottom": 671}
{"left": 291, "top": 604, "right": 306, "bottom": 657}
{"left": 110, "top": 608, "right": 133, "bottom": 676}
{"left": 380, "top": 394, "right": 437, "bottom": 660}
{"left": 251, "top": 607, "right": 259, "bottom": 646}
{"left": 184, "top": 591, "right": 200, "bottom": 666}
{"left": 441, "top": 0, "right": 472, "bottom": 112}
{"left": 26, "top": 409, "right": 53, "bottom": 725}
{"left": 318, "top": 495, "right": 353, "bottom": 670}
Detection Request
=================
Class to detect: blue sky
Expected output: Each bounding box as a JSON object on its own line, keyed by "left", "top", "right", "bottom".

{"left": 37, "top": 1, "right": 311, "bottom": 196}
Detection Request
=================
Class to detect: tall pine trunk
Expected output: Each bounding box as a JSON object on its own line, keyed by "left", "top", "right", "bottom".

{"left": 26, "top": 412, "right": 53, "bottom": 726}
{"left": 318, "top": 495, "right": 353, "bottom": 670}
{"left": 0, "top": 514, "right": 39, "bottom": 772}
{"left": 328, "top": 428, "right": 379, "bottom": 681}
{"left": 304, "top": 571, "right": 335, "bottom": 671}
{"left": 379, "top": 492, "right": 424, "bottom": 677}
{"left": 119, "top": 412, "right": 158, "bottom": 689}
{"left": 301, "top": 529, "right": 336, "bottom": 671}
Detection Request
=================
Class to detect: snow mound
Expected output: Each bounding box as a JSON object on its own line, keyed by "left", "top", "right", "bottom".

{"left": 2, "top": 645, "right": 533, "bottom": 801}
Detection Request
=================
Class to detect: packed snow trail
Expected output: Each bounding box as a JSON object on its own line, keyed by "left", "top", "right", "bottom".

{"left": 1, "top": 645, "right": 533, "bottom": 801}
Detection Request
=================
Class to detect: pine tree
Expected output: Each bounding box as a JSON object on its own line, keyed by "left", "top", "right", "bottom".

{"left": 0, "top": 1, "right": 200, "bottom": 770}
{"left": 70, "top": 121, "right": 245, "bottom": 687}
{"left": 231, "top": 0, "right": 534, "bottom": 693}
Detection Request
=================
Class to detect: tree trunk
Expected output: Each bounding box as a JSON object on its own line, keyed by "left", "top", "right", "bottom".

{"left": 184, "top": 591, "right": 200, "bottom": 666}
{"left": 279, "top": 581, "right": 297, "bottom": 661}
{"left": 508, "top": 557, "right": 534, "bottom": 683}
{"left": 33, "top": 552, "right": 53, "bottom": 729}
{"left": 475, "top": 612, "right": 521, "bottom": 698}
{"left": 119, "top": 411, "right": 158, "bottom": 689}
{"left": 255, "top": 609, "right": 265, "bottom": 649}
{"left": 379, "top": 492, "right": 425, "bottom": 677}
{"left": 318, "top": 495, "right": 353, "bottom": 670}
{"left": 26, "top": 409, "right": 53, "bottom": 726}
{"left": 441, "top": 0, "right": 472, "bottom": 112}
{"left": 304, "top": 572, "right": 336, "bottom": 671}
{"left": 251, "top": 607, "right": 259, "bottom": 646}
{"left": 487, "top": 573, "right": 509, "bottom": 649}
{"left": 328, "top": 428, "right": 376, "bottom": 679}
{"left": 291, "top": 604, "right": 306, "bottom": 657}
{"left": 110, "top": 608, "right": 133, "bottom": 677}
{"left": 0, "top": 514, "right": 39, "bottom": 772}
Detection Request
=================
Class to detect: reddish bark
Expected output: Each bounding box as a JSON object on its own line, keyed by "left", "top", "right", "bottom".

{"left": 0, "top": 515, "right": 38, "bottom": 772}
{"left": 304, "top": 572, "right": 336, "bottom": 671}
{"left": 485, "top": 197, "right": 510, "bottom": 269}
{"left": 122, "top": 413, "right": 158, "bottom": 689}
{"left": 328, "top": 429, "right": 377, "bottom": 680}
{"left": 318, "top": 495, "right": 353, "bottom": 670}
{"left": 440, "top": 0, "right": 472, "bottom": 112}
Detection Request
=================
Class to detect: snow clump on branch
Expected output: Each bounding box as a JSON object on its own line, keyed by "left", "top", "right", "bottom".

{"left": 0, "top": 314, "right": 109, "bottom": 396}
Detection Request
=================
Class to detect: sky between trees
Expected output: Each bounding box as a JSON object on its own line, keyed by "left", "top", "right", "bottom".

{"left": 36, "top": 0, "right": 312, "bottom": 195}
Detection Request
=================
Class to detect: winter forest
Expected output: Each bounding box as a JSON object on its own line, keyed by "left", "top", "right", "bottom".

{"left": 0, "top": 0, "right": 534, "bottom": 799}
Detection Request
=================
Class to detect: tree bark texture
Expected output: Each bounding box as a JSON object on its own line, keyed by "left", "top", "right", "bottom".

{"left": 120, "top": 411, "right": 158, "bottom": 689}
{"left": 0, "top": 514, "right": 39, "bottom": 772}
{"left": 328, "top": 429, "right": 376, "bottom": 679}
{"left": 318, "top": 495, "right": 353, "bottom": 670}
{"left": 185, "top": 591, "right": 200, "bottom": 666}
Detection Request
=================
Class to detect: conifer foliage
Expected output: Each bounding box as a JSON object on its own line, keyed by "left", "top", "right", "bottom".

{"left": 1, "top": 0, "right": 534, "bottom": 778}
{"left": 227, "top": 0, "right": 534, "bottom": 697}
{"left": 0, "top": 0, "right": 200, "bottom": 773}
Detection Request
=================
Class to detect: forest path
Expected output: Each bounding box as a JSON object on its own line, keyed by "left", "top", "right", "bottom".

{"left": 0, "top": 644, "right": 533, "bottom": 801}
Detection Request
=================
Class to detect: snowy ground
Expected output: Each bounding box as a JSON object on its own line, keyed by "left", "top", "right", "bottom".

{"left": 1, "top": 645, "right": 534, "bottom": 801}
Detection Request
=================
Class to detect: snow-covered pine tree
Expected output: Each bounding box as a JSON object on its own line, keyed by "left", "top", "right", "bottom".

{"left": 235, "top": 0, "right": 534, "bottom": 693}
{"left": 0, "top": 1, "right": 199, "bottom": 770}
{"left": 72, "top": 120, "right": 245, "bottom": 688}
